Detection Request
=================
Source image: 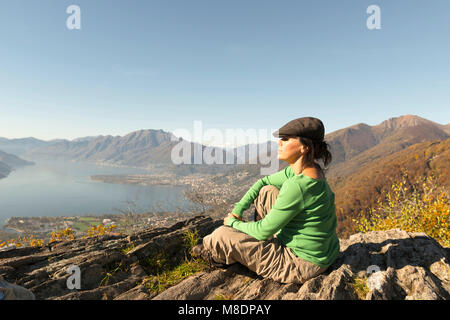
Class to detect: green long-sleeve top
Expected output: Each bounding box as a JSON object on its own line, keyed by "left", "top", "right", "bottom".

{"left": 226, "top": 165, "right": 340, "bottom": 268}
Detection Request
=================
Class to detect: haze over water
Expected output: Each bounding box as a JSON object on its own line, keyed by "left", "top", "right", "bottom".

{"left": 0, "top": 160, "right": 194, "bottom": 228}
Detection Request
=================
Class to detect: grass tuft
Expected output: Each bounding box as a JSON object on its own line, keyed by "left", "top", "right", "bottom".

{"left": 350, "top": 276, "right": 370, "bottom": 300}
{"left": 142, "top": 228, "right": 209, "bottom": 294}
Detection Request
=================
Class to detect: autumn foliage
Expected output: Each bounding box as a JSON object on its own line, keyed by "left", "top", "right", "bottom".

{"left": 331, "top": 139, "right": 449, "bottom": 238}
{"left": 354, "top": 173, "right": 449, "bottom": 247}
{"left": 0, "top": 235, "right": 44, "bottom": 249}
{"left": 0, "top": 225, "right": 118, "bottom": 249}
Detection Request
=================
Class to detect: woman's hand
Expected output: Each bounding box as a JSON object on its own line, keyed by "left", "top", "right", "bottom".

{"left": 223, "top": 213, "right": 242, "bottom": 225}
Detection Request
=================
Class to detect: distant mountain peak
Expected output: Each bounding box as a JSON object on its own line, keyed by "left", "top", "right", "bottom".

{"left": 377, "top": 115, "right": 435, "bottom": 130}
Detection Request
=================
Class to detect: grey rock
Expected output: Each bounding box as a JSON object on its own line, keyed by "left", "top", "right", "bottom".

{"left": 1, "top": 217, "right": 448, "bottom": 300}
{"left": 153, "top": 228, "right": 449, "bottom": 300}
{"left": 0, "top": 215, "right": 221, "bottom": 300}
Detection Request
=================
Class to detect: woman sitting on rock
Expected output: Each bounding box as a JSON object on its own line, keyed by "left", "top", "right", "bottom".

{"left": 193, "top": 117, "right": 340, "bottom": 284}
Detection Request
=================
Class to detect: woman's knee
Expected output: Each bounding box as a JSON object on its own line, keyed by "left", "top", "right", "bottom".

{"left": 254, "top": 185, "right": 280, "bottom": 218}
{"left": 203, "top": 226, "right": 234, "bottom": 247}
{"left": 212, "top": 225, "right": 234, "bottom": 239}
{"left": 256, "top": 186, "right": 280, "bottom": 204}
{"left": 260, "top": 185, "right": 279, "bottom": 195}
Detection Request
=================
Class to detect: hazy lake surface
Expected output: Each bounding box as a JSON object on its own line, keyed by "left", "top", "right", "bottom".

{"left": 0, "top": 160, "right": 195, "bottom": 228}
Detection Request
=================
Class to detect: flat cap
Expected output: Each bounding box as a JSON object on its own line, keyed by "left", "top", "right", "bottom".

{"left": 273, "top": 117, "right": 324, "bottom": 141}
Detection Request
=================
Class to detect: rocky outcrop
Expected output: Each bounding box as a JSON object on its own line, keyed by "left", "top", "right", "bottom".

{"left": 153, "top": 228, "right": 450, "bottom": 300}
{"left": 0, "top": 216, "right": 448, "bottom": 300}
{"left": 0, "top": 216, "right": 221, "bottom": 300}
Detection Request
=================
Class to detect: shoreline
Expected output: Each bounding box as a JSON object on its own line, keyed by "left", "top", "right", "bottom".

{"left": 0, "top": 210, "right": 200, "bottom": 241}
{"left": 1, "top": 226, "right": 23, "bottom": 234}
{"left": 90, "top": 174, "right": 189, "bottom": 186}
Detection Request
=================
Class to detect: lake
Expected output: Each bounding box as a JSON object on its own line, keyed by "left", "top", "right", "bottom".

{"left": 0, "top": 160, "right": 196, "bottom": 228}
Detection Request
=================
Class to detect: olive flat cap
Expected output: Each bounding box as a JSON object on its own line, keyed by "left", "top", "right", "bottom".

{"left": 273, "top": 117, "right": 325, "bottom": 141}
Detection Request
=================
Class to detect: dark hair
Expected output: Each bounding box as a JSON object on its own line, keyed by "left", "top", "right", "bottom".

{"left": 297, "top": 137, "right": 332, "bottom": 171}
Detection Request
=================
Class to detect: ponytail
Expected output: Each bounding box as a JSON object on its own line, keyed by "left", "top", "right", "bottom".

{"left": 315, "top": 140, "right": 332, "bottom": 168}
{"left": 298, "top": 137, "right": 333, "bottom": 171}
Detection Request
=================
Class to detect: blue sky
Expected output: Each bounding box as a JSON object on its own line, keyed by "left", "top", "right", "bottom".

{"left": 0, "top": 0, "right": 449, "bottom": 145}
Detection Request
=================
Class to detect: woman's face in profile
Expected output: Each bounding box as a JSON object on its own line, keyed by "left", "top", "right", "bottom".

{"left": 277, "top": 136, "right": 306, "bottom": 163}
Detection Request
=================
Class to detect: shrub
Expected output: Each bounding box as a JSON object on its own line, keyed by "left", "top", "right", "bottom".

{"left": 50, "top": 227, "right": 75, "bottom": 243}
{"left": 86, "top": 224, "right": 117, "bottom": 238}
{"left": 0, "top": 235, "right": 44, "bottom": 249}
{"left": 354, "top": 173, "right": 449, "bottom": 247}
{"left": 0, "top": 224, "right": 119, "bottom": 249}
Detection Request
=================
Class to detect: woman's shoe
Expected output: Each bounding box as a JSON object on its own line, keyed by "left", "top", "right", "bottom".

{"left": 191, "top": 244, "right": 225, "bottom": 268}
{"left": 192, "top": 244, "right": 204, "bottom": 257}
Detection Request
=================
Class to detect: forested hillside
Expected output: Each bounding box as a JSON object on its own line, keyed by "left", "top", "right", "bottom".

{"left": 329, "top": 138, "right": 449, "bottom": 238}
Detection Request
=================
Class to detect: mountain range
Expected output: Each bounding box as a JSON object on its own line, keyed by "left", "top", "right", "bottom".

{"left": 1, "top": 114, "right": 448, "bottom": 176}
{"left": 0, "top": 137, "right": 64, "bottom": 156}
{"left": 0, "top": 114, "right": 449, "bottom": 237}
{"left": 325, "top": 115, "right": 449, "bottom": 181}
{"left": 16, "top": 130, "right": 279, "bottom": 175}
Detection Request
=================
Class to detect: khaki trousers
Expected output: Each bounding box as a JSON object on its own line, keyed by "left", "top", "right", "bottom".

{"left": 203, "top": 185, "right": 328, "bottom": 284}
